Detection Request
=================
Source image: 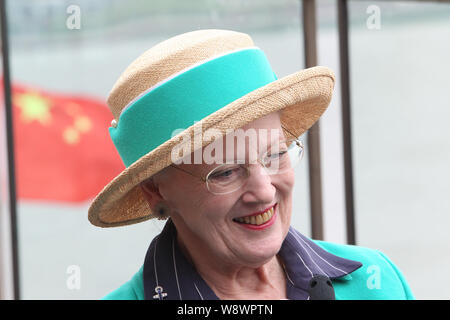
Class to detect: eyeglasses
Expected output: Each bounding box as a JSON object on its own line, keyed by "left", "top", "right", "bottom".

{"left": 170, "top": 135, "right": 304, "bottom": 195}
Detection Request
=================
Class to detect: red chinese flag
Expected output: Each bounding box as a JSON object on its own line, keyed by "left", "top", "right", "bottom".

{"left": 5, "top": 82, "right": 125, "bottom": 202}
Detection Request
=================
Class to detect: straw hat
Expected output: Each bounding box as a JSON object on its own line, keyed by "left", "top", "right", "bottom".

{"left": 88, "top": 29, "right": 335, "bottom": 228}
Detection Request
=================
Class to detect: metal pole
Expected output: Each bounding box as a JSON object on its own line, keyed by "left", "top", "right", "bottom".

{"left": 337, "top": 0, "right": 356, "bottom": 245}
{"left": 302, "top": 0, "right": 324, "bottom": 240}
{"left": 1, "top": 0, "right": 20, "bottom": 299}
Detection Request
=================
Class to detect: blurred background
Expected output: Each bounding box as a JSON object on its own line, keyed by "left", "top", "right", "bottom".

{"left": 0, "top": 0, "right": 449, "bottom": 299}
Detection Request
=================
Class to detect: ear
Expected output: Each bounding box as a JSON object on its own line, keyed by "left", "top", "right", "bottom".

{"left": 140, "top": 178, "right": 163, "bottom": 208}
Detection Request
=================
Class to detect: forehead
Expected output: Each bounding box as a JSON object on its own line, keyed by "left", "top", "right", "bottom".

{"left": 219, "top": 110, "right": 284, "bottom": 148}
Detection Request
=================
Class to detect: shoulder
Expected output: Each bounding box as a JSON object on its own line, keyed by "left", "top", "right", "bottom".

{"left": 102, "top": 266, "right": 145, "bottom": 300}
{"left": 313, "top": 240, "right": 415, "bottom": 300}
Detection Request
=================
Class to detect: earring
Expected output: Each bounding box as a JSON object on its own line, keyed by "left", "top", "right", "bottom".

{"left": 153, "top": 202, "right": 170, "bottom": 220}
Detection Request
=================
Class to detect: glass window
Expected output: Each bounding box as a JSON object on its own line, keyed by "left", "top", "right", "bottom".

{"left": 7, "top": 0, "right": 309, "bottom": 299}
{"left": 349, "top": 0, "right": 450, "bottom": 299}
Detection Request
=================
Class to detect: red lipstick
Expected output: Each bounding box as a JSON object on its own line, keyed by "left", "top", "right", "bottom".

{"left": 233, "top": 204, "right": 278, "bottom": 231}
{"left": 235, "top": 204, "right": 276, "bottom": 219}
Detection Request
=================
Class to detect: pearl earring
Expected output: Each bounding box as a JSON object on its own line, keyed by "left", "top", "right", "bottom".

{"left": 154, "top": 202, "right": 170, "bottom": 220}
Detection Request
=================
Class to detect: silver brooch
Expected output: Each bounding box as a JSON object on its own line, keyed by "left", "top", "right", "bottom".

{"left": 153, "top": 285, "right": 167, "bottom": 300}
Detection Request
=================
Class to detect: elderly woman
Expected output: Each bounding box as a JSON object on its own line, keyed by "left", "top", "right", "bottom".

{"left": 89, "top": 29, "right": 414, "bottom": 300}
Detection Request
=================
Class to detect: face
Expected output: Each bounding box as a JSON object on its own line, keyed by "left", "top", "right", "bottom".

{"left": 145, "top": 112, "right": 295, "bottom": 268}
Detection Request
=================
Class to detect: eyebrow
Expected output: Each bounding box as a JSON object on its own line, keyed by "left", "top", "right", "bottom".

{"left": 212, "top": 137, "right": 288, "bottom": 163}
{"left": 177, "top": 136, "right": 291, "bottom": 178}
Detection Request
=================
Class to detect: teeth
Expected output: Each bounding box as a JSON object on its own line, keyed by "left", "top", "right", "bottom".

{"left": 256, "top": 215, "right": 263, "bottom": 225}
{"left": 234, "top": 207, "right": 275, "bottom": 225}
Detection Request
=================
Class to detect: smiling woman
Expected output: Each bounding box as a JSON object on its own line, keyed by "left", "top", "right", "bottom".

{"left": 140, "top": 113, "right": 294, "bottom": 300}
{"left": 89, "top": 29, "right": 415, "bottom": 300}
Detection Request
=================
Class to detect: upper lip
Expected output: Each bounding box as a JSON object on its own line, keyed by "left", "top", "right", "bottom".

{"left": 233, "top": 203, "right": 277, "bottom": 219}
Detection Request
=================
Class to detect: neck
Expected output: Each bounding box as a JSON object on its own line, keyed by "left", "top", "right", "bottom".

{"left": 176, "top": 232, "right": 287, "bottom": 300}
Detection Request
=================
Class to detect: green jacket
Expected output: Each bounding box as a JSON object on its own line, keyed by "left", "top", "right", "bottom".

{"left": 102, "top": 239, "right": 414, "bottom": 300}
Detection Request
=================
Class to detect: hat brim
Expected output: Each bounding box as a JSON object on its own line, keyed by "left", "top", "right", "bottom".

{"left": 88, "top": 66, "right": 335, "bottom": 227}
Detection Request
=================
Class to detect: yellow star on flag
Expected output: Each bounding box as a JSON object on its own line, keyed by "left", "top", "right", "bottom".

{"left": 14, "top": 91, "right": 52, "bottom": 125}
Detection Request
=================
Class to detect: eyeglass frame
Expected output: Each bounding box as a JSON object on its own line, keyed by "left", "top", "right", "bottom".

{"left": 168, "top": 125, "right": 305, "bottom": 194}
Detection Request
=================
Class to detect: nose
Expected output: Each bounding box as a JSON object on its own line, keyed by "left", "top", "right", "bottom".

{"left": 241, "top": 164, "right": 276, "bottom": 204}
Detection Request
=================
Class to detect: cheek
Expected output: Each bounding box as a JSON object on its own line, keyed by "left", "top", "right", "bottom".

{"left": 165, "top": 182, "right": 228, "bottom": 223}
{"left": 199, "top": 195, "right": 236, "bottom": 221}
{"left": 277, "top": 171, "right": 295, "bottom": 220}
{"left": 278, "top": 170, "right": 295, "bottom": 194}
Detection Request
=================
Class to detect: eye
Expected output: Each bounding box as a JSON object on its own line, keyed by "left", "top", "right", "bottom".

{"left": 213, "top": 169, "right": 233, "bottom": 178}
{"left": 209, "top": 165, "right": 243, "bottom": 181}
{"left": 267, "top": 150, "right": 288, "bottom": 159}
{"left": 265, "top": 142, "right": 289, "bottom": 162}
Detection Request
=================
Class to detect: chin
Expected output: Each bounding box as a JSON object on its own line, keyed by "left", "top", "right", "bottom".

{"left": 241, "top": 236, "right": 283, "bottom": 265}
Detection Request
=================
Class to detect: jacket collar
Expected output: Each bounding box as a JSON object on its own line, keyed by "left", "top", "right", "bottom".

{"left": 279, "top": 228, "right": 362, "bottom": 299}
{"left": 143, "top": 219, "right": 362, "bottom": 300}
